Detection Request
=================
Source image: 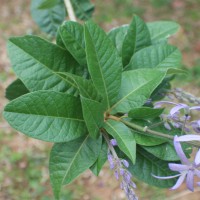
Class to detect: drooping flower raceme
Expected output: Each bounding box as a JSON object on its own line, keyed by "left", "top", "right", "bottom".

{"left": 108, "top": 140, "right": 138, "bottom": 200}
{"left": 152, "top": 135, "right": 200, "bottom": 191}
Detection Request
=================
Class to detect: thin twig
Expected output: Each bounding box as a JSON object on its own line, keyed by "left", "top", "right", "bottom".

{"left": 64, "top": 0, "right": 77, "bottom": 21}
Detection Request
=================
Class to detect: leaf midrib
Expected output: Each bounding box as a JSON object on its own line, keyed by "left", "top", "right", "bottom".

{"left": 106, "top": 121, "right": 133, "bottom": 160}
{"left": 4, "top": 111, "right": 84, "bottom": 122}
{"left": 110, "top": 75, "right": 160, "bottom": 111}
{"left": 10, "top": 40, "right": 75, "bottom": 89}
{"left": 61, "top": 135, "right": 89, "bottom": 185}
{"left": 86, "top": 27, "right": 110, "bottom": 108}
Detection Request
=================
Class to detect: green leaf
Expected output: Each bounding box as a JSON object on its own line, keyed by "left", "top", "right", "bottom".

{"left": 57, "top": 21, "right": 87, "bottom": 66}
{"left": 104, "top": 119, "right": 136, "bottom": 164}
{"left": 81, "top": 96, "right": 104, "bottom": 138}
{"left": 84, "top": 21, "right": 122, "bottom": 109}
{"left": 49, "top": 135, "right": 102, "bottom": 200}
{"left": 5, "top": 79, "right": 29, "bottom": 101}
{"left": 122, "top": 15, "right": 151, "bottom": 66}
{"left": 56, "top": 72, "right": 104, "bottom": 138}
{"left": 130, "top": 118, "right": 184, "bottom": 146}
{"left": 128, "top": 107, "right": 164, "bottom": 119}
{"left": 147, "top": 21, "right": 180, "bottom": 44}
{"left": 57, "top": 72, "right": 102, "bottom": 101}
{"left": 3, "top": 91, "right": 87, "bottom": 142}
{"left": 90, "top": 139, "right": 108, "bottom": 176}
{"left": 7, "top": 36, "right": 81, "bottom": 93}
{"left": 129, "top": 147, "right": 177, "bottom": 188}
{"left": 110, "top": 69, "right": 166, "bottom": 114}
{"left": 125, "top": 44, "right": 182, "bottom": 70}
{"left": 141, "top": 142, "right": 192, "bottom": 161}
{"left": 31, "top": 0, "right": 65, "bottom": 36}
{"left": 108, "top": 25, "right": 128, "bottom": 56}
{"left": 71, "top": 0, "right": 94, "bottom": 20}
{"left": 38, "top": 0, "right": 58, "bottom": 9}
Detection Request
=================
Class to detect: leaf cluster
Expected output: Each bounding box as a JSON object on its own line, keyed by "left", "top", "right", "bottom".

{"left": 4, "top": 16, "right": 184, "bottom": 199}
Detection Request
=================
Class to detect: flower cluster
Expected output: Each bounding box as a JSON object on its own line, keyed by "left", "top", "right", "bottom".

{"left": 153, "top": 135, "right": 200, "bottom": 191}
{"left": 108, "top": 139, "right": 138, "bottom": 200}
{"left": 154, "top": 101, "right": 200, "bottom": 133}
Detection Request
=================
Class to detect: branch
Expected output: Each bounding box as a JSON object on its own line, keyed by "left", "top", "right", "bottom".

{"left": 64, "top": 0, "right": 77, "bottom": 21}
{"left": 107, "top": 115, "right": 200, "bottom": 148}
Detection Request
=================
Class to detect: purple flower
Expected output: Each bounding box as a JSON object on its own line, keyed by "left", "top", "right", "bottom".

{"left": 154, "top": 101, "right": 200, "bottom": 116}
{"left": 110, "top": 139, "right": 118, "bottom": 146}
{"left": 190, "top": 120, "right": 200, "bottom": 133}
{"left": 152, "top": 135, "right": 200, "bottom": 191}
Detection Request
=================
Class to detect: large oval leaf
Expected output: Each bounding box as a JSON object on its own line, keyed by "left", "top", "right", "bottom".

{"left": 110, "top": 69, "right": 166, "bottom": 113}
{"left": 7, "top": 36, "right": 81, "bottom": 93}
{"left": 126, "top": 44, "right": 182, "bottom": 70}
{"left": 3, "top": 91, "right": 87, "bottom": 142}
{"left": 49, "top": 135, "right": 102, "bottom": 199}
{"left": 84, "top": 21, "right": 122, "bottom": 109}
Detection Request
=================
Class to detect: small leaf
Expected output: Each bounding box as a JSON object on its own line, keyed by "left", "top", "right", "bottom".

{"left": 38, "top": 0, "right": 58, "bottom": 9}
{"left": 71, "top": 0, "right": 94, "bottom": 20}
{"left": 104, "top": 119, "right": 136, "bottom": 164}
{"left": 128, "top": 147, "right": 177, "bottom": 188}
{"left": 84, "top": 21, "right": 122, "bottom": 109}
{"left": 7, "top": 36, "right": 82, "bottom": 93}
{"left": 126, "top": 44, "right": 182, "bottom": 70}
{"left": 49, "top": 135, "right": 102, "bottom": 199}
{"left": 3, "top": 91, "right": 87, "bottom": 142}
{"left": 5, "top": 79, "right": 29, "bottom": 101}
{"left": 122, "top": 15, "right": 151, "bottom": 66}
{"left": 31, "top": 0, "right": 65, "bottom": 36}
{"left": 147, "top": 21, "right": 180, "bottom": 44}
{"left": 110, "top": 69, "right": 166, "bottom": 114}
{"left": 90, "top": 139, "right": 108, "bottom": 176}
{"left": 128, "top": 107, "right": 164, "bottom": 119}
{"left": 57, "top": 21, "right": 87, "bottom": 66}
{"left": 108, "top": 25, "right": 128, "bottom": 56}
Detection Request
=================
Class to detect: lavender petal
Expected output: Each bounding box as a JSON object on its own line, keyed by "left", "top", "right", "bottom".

{"left": 170, "top": 173, "right": 187, "bottom": 190}
{"left": 173, "top": 136, "right": 190, "bottom": 164}
{"left": 175, "top": 135, "right": 200, "bottom": 142}
{"left": 194, "top": 149, "right": 200, "bottom": 167}
{"left": 186, "top": 170, "right": 194, "bottom": 192}
{"left": 168, "top": 163, "right": 189, "bottom": 172}
{"left": 170, "top": 104, "right": 188, "bottom": 116}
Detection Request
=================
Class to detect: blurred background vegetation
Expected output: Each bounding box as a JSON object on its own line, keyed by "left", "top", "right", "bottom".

{"left": 0, "top": 0, "right": 200, "bottom": 199}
